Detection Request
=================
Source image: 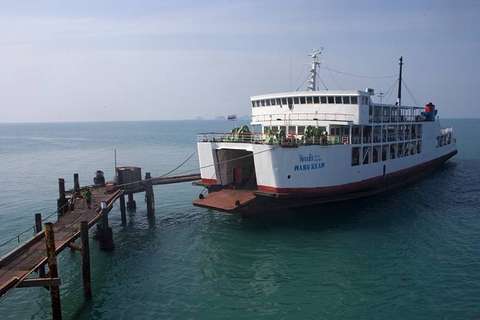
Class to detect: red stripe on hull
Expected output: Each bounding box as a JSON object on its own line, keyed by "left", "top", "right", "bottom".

{"left": 200, "top": 178, "right": 218, "bottom": 185}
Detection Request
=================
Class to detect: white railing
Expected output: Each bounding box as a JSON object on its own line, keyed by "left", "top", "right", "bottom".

{"left": 197, "top": 132, "right": 350, "bottom": 146}
{"left": 251, "top": 112, "right": 355, "bottom": 123}
{"left": 440, "top": 127, "right": 453, "bottom": 135}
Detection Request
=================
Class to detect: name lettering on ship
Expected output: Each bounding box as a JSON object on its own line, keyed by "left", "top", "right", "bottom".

{"left": 294, "top": 153, "right": 325, "bottom": 172}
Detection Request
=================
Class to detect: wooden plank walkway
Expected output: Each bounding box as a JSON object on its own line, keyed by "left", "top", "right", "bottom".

{"left": 0, "top": 187, "right": 122, "bottom": 297}
{"left": 0, "top": 172, "right": 201, "bottom": 299}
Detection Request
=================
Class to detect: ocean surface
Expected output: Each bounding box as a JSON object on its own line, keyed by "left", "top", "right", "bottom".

{"left": 0, "top": 119, "right": 479, "bottom": 320}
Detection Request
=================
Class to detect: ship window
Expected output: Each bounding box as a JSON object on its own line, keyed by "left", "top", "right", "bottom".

{"left": 362, "top": 146, "right": 371, "bottom": 164}
{"left": 351, "top": 96, "right": 358, "bottom": 104}
{"left": 266, "top": 99, "right": 271, "bottom": 106}
{"left": 314, "top": 96, "right": 320, "bottom": 104}
{"left": 335, "top": 96, "right": 342, "bottom": 104}
{"left": 271, "top": 126, "right": 278, "bottom": 133}
{"left": 352, "top": 147, "right": 360, "bottom": 166}
{"left": 397, "top": 143, "right": 404, "bottom": 158}
{"left": 297, "top": 126, "right": 305, "bottom": 135}
{"left": 288, "top": 126, "right": 296, "bottom": 135}
{"left": 279, "top": 126, "right": 286, "bottom": 134}
{"left": 343, "top": 96, "right": 350, "bottom": 104}
{"left": 390, "top": 144, "right": 396, "bottom": 159}
{"left": 300, "top": 96, "right": 306, "bottom": 104}
{"left": 372, "top": 146, "right": 380, "bottom": 163}
{"left": 306, "top": 96, "right": 313, "bottom": 104}
{"left": 261, "top": 100, "right": 265, "bottom": 107}
{"left": 321, "top": 96, "right": 327, "bottom": 104}
{"left": 276, "top": 98, "right": 281, "bottom": 105}
{"left": 294, "top": 97, "right": 300, "bottom": 104}
{"left": 270, "top": 99, "right": 275, "bottom": 106}
{"left": 382, "top": 145, "right": 389, "bottom": 161}
{"left": 288, "top": 97, "right": 293, "bottom": 105}
{"left": 281, "top": 98, "right": 287, "bottom": 105}
{"left": 263, "top": 126, "right": 270, "bottom": 134}
{"left": 328, "top": 96, "right": 334, "bottom": 104}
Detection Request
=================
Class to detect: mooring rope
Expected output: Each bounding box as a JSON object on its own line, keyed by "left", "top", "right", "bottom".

{"left": 159, "top": 151, "right": 197, "bottom": 178}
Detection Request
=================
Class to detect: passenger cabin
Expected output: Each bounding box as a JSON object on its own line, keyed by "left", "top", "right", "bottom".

{"left": 248, "top": 89, "right": 435, "bottom": 147}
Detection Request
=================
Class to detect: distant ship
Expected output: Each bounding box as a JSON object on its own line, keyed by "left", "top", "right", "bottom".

{"left": 193, "top": 50, "right": 457, "bottom": 213}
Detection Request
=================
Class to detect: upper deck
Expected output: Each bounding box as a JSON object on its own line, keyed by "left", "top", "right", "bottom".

{"left": 250, "top": 90, "right": 427, "bottom": 126}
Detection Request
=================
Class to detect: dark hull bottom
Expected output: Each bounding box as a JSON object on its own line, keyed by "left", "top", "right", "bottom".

{"left": 194, "top": 150, "right": 457, "bottom": 214}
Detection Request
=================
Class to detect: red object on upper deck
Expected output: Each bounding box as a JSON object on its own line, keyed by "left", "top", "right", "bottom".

{"left": 425, "top": 102, "right": 435, "bottom": 113}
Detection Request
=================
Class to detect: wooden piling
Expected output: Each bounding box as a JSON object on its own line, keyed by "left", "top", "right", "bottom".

{"left": 74, "top": 173, "right": 80, "bottom": 194}
{"left": 127, "top": 193, "right": 136, "bottom": 211}
{"left": 34, "top": 213, "right": 46, "bottom": 278}
{"left": 57, "top": 178, "right": 66, "bottom": 218}
{"left": 80, "top": 221, "right": 92, "bottom": 299}
{"left": 145, "top": 172, "right": 155, "bottom": 217}
{"left": 119, "top": 195, "right": 127, "bottom": 225}
{"left": 44, "top": 223, "right": 62, "bottom": 320}
{"left": 99, "top": 211, "right": 114, "bottom": 251}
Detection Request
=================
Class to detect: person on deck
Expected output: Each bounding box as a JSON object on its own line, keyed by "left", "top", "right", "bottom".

{"left": 83, "top": 188, "right": 92, "bottom": 209}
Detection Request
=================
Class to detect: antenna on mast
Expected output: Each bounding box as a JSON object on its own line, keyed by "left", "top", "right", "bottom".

{"left": 397, "top": 56, "right": 403, "bottom": 106}
{"left": 307, "top": 48, "right": 323, "bottom": 91}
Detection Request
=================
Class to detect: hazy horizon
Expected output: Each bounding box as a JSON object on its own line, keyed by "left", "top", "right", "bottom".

{"left": 1, "top": 0, "right": 479, "bottom": 122}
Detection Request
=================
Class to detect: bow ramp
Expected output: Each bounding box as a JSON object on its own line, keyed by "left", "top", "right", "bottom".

{"left": 193, "top": 189, "right": 257, "bottom": 212}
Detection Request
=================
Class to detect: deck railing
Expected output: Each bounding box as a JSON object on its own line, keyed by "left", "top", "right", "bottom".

{"left": 197, "top": 133, "right": 350, "bottom": 146}
{"left": 251, "top": 112, "right": 355, "bottom": 123}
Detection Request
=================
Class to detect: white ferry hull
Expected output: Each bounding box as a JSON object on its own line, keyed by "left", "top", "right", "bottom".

{"left": 194, "top": 121, "right": 457, "bottom": 213}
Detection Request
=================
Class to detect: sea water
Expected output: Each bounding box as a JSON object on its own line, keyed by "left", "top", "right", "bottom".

{"left": 0, "top": 119, "right": 479, "bottom": 319}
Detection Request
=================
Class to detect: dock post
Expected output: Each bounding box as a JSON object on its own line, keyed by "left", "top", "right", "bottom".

{"left": 145, "top": 172, "right": 155, "bottom": 217}
{"left": 80, "top": 221, "right": 92, "bottom": 299}
{"left": 35, "top": 213, "right": 46, "bottom": 278}
{"left": 74, "top": 173, "right": 80, "bottom": 194}
{"left": 57, "top": 178, "right": 67, "bottom": 218}
{"left": 119, "top": 195, "right": 127, "bottom": 225}
{"left": 127, "top": 193, "right": 136, "bottom": 211}
{"left": 45, "top": 223, "right": 62, "bottom": 320}
{"left": 99, "top": 211, "right": 114, "bottom": 251}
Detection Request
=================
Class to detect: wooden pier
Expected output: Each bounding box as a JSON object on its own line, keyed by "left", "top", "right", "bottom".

{"left": 0, "top": 170, "right": 200, "bottom": 319}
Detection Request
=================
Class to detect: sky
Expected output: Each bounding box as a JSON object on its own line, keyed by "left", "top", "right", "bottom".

{"left": 0, "top": 0, "right": 479, "bottom": 122}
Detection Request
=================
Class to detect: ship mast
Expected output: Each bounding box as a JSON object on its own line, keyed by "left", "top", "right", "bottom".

{"left": 307, "top": 49, "right": 323, "bottom": 91}
{"left": 397, "top": 56, "right": 403, "bottom": 106}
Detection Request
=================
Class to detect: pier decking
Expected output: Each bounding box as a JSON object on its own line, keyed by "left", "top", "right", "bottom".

{"left": 0, "top": 187, "right": 122, "bottom": 296}
{"left": 0, "top": 170, "right": 200, "bottom": 319}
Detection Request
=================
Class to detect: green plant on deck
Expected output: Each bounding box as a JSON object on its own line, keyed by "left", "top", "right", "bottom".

{"left": 303, "top": 126, "right": 327, "bottom": 144}
{"left": 277, "top": 128, "right": 286, "bottom": 142}
{"left": 229, "top": 125, "right": 251, "bottom": 142}
{"left": 263, "top": 127, "right": 276, "bottom": 144}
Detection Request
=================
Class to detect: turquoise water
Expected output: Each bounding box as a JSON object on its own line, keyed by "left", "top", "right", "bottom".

{"left": 0, "top": 119, "right": 479, "bottom": 319}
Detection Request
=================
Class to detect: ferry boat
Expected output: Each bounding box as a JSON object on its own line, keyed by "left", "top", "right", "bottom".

{"left": 193, "top": 51, "right": 457, "bottom": 213}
